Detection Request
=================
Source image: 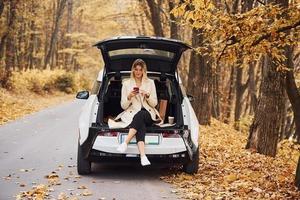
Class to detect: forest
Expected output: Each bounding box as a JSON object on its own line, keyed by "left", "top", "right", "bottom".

{"left": 0, "top": 0, "right": 299, "bottom": 199}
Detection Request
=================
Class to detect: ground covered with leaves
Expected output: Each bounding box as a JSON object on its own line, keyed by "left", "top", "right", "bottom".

{"left": 0, "top": 88, "right": 74, "bottom": 125}
{"left": 161, "top": 119, "right": 300, "bottom": 200}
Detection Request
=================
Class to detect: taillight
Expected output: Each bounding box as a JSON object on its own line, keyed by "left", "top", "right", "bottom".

{"left": 98, "top": 131, "right": 119, "bottom": 137}
{"left": 162, "top": 130, "right": 180, "bottom": 138}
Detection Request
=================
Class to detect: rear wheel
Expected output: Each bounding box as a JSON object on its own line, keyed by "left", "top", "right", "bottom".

{"left": 183, "top": 148, "right": 199, "bottom": 174}
{"left": 77, "top": 142, "right": 91, "bottom": 175}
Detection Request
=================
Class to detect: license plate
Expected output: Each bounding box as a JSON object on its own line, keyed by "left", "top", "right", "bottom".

{"left": 120, "top": 134, "right": 160, "bottom": 145}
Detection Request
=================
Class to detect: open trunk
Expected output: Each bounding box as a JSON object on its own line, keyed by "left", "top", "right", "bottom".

{"left": 95, "top": 71, "right": 184, "bottom": 131}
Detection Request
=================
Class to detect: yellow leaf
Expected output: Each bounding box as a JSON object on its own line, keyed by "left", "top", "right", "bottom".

{"left": 224, "top": 174, "right": 238, "bottom": 183}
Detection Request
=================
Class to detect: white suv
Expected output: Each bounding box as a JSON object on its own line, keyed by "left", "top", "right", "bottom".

{"left": 76, "top": 36, "right": 199, "bottom": 174}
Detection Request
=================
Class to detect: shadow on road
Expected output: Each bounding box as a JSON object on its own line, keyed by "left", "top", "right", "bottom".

{"left": 91, "top": 162, "right": 179, "bottom": 180}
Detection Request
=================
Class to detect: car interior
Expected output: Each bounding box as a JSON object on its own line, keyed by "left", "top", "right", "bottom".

{"left": 102, "top": 72, "right": 179, "bottom": 126}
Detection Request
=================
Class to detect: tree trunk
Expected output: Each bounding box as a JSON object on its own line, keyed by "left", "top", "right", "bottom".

{"left": 140, "top": 12, "right": 146, "bottom": 35}
{"left": 279, "top": 95, "right": 288, "bottom": 140}
{"left": 234, "top": 66, "right": 248, "bottom": 122}
{"left": 224, "top": 66, "right": 236, "bottom": 123}
{"left": 248, "top": 61, "right": 257, "bottom": 115}
{"left": 246, "top": 55, "right": 286, "bottom": 157}
{"left": 234, "top": 0, "right": 254, "bottom": 118}
{"left": 0, "top": 1, "right": 8, "bottom": 62}
{"left": 145, "top": 0, "right": 164, "bottom": 37}
{"left": 0, "top": 0, "right": 4, "bottom": 17}
{"left": 187, "top": 29, "right": 212, "bottom": 125}
{"left": 27, "top": 0, "right": 37, "bottom": 70}
{"left": 169, "top": 1, "right": 179, "bottom": 39}
{"left": 285, "top": 46, "right": 300, "bottom": 143}
{"left": 234, "top": 0, "right": 253, "bottom": 125}
{"left": 212, "top": 63, "right": 221, "bottom": 119}
{"left": 16, "top": 19, "right": 24, "bottom": 70}
{"left": 4, "top": 0, "right": 18, "bottom": 71}
{"left": 44, "top": 0, "right": 67, "bottom": 69}
{"left": 246, "top": 0, "right": 289, "bottom": 157}
{"left": 296, "top": 156, "right": 300, "bottom": 190}
{"left": 65, "top": 0, "right": 73, "bottom": 70}
{"left": 134, "top": 13, "right": 142, "bottom": 35}
{"left": 0, "top": 0, "right": 18, "bottom": 87}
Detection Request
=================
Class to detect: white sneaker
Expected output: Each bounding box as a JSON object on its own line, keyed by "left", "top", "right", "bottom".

{"left": 141, "top": 155, "right": 151, "bottom": 166}
{"left": 117, "top": 142, "right": 127, "bottom": 153}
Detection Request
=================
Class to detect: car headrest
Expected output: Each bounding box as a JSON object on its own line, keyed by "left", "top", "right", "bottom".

{"left": 115, "top": 71, "right": 121, "bottom": 80}
{"left": 160, "top": 73, "right": 167, "bottom": 81}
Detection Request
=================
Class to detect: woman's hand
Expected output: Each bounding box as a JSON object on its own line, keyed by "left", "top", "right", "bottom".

{"left": 127, "top": 90, "right": 138, "bottom": 100}
{"left": 139, "top": 89, "right": 150, "bottom": 98}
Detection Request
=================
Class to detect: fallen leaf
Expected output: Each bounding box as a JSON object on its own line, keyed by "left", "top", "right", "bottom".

{"left": 81, "top": 189, "right": 92, "bottom": 196}
{"left": 19, "top": 183, "right": 26, "bottom": 187}
{"left": 16, "top": 184, "right": 48, "bottom": 200}
{"left": 3, "top": 174, "right": 11, "bottom": 180}
{"left": 160, "top": 119, "right": 300, "bottom": 199}
{"left": 253, "top": 187, "right": 263, "bottom": 193}
{"left": 58, "top": 192, "right": 68, "bottom": 200}
{"left": 77, "top": 185, "right": 87, "bottom": 189}
{"left": 224, "top": 174, "right": 238, "bottom": 183}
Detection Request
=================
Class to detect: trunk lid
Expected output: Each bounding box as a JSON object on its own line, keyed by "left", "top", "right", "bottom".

{"left": 94, "top": 36, "right": 191, "bottom": 74}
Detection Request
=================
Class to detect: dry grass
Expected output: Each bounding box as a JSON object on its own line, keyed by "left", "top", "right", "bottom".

{"left": 0, "top": 88, "right": 74, "bottom": 125}
{"left": 8, "top": 69, "right": 90, "bottom": 95}
{"left": 0, "top": 69, "right": 93, "bottom": 125}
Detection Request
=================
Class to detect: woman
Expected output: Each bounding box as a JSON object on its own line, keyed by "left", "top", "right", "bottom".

{"left": 108, "top": 59, "right": 162, "bottom": 166}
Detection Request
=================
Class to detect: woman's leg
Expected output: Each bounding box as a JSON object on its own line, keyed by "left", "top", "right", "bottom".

{"left": 117, "top": 111, "right": 143, "bottom": 153}
{"left": 124, "top": 128, "right": 137, "bottom": 144}
{"left": 118, "top": 109, "right": 153, "bottom": 166}
{"left": 135, "top": 110, "right": 153, "bottom": 166}
{"left": 117, "top": 128, "right": 137, "bottom": 153}
{"left": 137, "top": 141, "right": 145, "bottom": 156}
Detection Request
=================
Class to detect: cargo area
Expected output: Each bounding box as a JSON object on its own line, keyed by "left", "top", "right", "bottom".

{"left": 99, "top": 72, "right": 183, "bottom": 128}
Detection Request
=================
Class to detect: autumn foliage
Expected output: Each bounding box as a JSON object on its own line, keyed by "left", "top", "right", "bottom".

{"left": 172, "top": 0, "right": 299, "bottom": 67}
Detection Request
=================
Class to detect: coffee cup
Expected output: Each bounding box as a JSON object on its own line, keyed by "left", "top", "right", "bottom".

{"left": 168, "top": 116, "right": 174, "bottom": 124}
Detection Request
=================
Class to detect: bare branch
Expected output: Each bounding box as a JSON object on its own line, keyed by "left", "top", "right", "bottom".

{"left": 251, "top": 18, "right": 300, "bottom": 47}
{"left": 216, "top": 43, "right": 229, "bottom": 65}
{"left": 256, "top": 0, "right": 266, "bottom": 5}
{"left": 219, "top": 17, "right": 300, "bottom": 50}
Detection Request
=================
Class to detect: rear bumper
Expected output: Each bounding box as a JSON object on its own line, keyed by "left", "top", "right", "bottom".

{"left": 89, "top": 149, "right": 189, "bottom": 164}
{"left": 92, "top": 135, "right": 187, "bottom": 154}
{"left": 80, "top": 126, "right": 197, "bottom": 160}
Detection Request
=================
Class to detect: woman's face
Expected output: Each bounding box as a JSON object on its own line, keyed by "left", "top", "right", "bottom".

{"left": 133, "top": 65, "right": 143, "bottom": 79}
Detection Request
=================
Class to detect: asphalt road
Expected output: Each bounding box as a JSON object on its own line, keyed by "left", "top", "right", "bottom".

{"left": 0, "top": 100, "right": 180, "bottom": 200}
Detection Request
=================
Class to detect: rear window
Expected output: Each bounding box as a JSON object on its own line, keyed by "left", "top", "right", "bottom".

{"left": 108, "top": 48, "right": 175, "bottom": 59}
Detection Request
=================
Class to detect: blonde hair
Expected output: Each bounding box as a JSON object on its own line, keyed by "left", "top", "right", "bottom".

{"left": 130, "top": 59, "right": 148, "bottom": 81}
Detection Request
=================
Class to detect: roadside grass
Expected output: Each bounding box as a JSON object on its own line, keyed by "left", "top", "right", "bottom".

{"left": 161, "top": 119, "right": 300, "bottom": 200}
{"left": 7, "top": 69, "right": 90, "bottom": 95}
{"left": 0, "top": 88, "right": 74, "bottom": 125}
{"left": 0, "top": 69, "right": 93, "bottom": 125}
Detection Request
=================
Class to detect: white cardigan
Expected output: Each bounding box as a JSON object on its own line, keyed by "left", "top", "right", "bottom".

{"left": 108, "top": 78, "right": 162, "bottom": 129}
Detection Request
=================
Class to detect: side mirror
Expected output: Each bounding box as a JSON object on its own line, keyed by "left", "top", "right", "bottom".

{"left": 76, "top": 91, "right": 89, "bottom": 99}
{"left": 187, "top": 94, "right": 194, "bottom": 102}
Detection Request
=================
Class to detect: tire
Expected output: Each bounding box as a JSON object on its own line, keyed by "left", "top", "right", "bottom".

{"left": 183, "top": 148, "right": 199, "bottom": 174}
{"left": 77, "top": 142, "right": 91, "bottom": 175}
